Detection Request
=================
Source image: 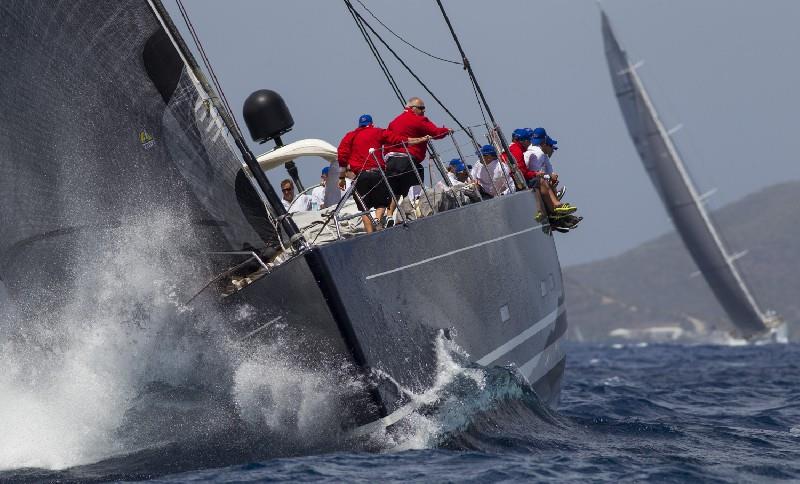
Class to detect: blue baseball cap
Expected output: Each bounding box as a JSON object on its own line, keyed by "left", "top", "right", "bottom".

{"left": 531, "top": 127, "right": 547, "bottom": 143}
{"left": 449, "top": 158, "right": 467, "bottom": 172}
{"left": 546, "top": 136, "right": 558, "bottom": 150}
{"left": 512, "top": 128, "right": 532, "bottom": 141}
{"left": 479, "top": 144, "right": 497, "bottom": 156}
{"left": 321, "top": 166, "right": 330, "bottom": 175}
{"left": 358, "top": 114, "right": 373, "bottom": 127}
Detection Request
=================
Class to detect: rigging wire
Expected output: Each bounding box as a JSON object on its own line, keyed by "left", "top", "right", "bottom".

{"left": 344, "top": 0, "right": 473, "bottom": 138}
{"left": 434, "top": 0, "right": 524, "bottom": 189}
{"left": 175, "top": 0, "right": 242, "bottom": 136}
{"left": 434, "top": 0, "right": 496, "bottom": 134}
{"left": 353, "top": 0, "right": 462, "bottom": 66}
{"left": 346, "top": 5, "right": 405, "bottom": 104}
{"left": 468, "top": 72, "right": 489, "bottom": 127}
{"left": 173, "top": 0, "right": 291, "bottom": 241}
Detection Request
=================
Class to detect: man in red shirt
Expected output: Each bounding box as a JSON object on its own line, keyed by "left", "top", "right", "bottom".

{"left": 337, "top": 114, "right": 426, "bottom": 232}
{"left": 384, "top": 97, "right": 452, "bottom": 218}
{"left": 509, "top": 128, "right": 538, "bottom": 182}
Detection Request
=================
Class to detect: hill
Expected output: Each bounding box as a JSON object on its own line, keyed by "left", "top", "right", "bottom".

{"left": 563, "top": 181, "right": 800, "bottom": 341}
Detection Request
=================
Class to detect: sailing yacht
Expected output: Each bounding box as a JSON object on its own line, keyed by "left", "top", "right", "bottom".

{"left": 0, "top": 0, "right": 569, "bottom": 431}
{"left": 601, "top": 9, "right": 782, "bottom": 340}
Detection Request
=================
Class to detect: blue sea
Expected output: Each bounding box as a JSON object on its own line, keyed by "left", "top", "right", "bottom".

{"left": 3, "top": 342, "right": 800, "bottom": 483}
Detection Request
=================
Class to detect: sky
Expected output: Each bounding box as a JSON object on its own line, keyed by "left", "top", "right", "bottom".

{"left": 167, "top": 0, "right": 800, "bottom": 267}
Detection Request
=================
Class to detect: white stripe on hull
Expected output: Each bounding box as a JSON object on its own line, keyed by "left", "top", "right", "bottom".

{"left": 365, "top": 223, "right": 544, "bottom": 281}
{"left": 477, "top": 304, "right": 565, "bottom": 366}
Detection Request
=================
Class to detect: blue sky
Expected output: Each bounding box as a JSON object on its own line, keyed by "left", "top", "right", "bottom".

{"left": 168, "top": 0, "right": 800, "bottom": 266}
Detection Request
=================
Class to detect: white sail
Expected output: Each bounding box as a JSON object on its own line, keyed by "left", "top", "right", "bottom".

{"left": 601, "top": 10, "right": 769, "bottom": 338}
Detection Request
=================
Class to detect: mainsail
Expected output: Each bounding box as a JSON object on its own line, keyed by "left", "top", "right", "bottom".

{"left": 0, "top": 1, "right": 277, "bottom": 303}
{"left": 601, "top": 10, "right": 770, "bottom": 338}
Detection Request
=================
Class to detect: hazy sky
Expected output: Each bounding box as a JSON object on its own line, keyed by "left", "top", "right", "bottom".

{"left": 167, "top": 0, "right": 800, "bottom": 267}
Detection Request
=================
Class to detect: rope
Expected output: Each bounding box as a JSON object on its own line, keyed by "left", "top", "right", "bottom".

{"left": 353, "top": 0, "right": 462, "bottom": 65}
{"left": 346, "top": 4, "right": 405, "bottom": 104}
{"left": 344, "top": 0, "right": 473, "bottom": 138}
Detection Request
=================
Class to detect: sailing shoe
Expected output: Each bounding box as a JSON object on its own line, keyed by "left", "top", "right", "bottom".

{"left": 553, "top": 203, "right": 577, "bottom": 215}
{"left": 556, "top": 185, "right": 566, "bottom": 201}
{"left": 535, "top": 211, "right": 546, "bottom": 223}
{"left": 385, "top": 218, "right": 395, "bottom": 229}
{"left": 563, "top": 215, "right": 583, "bottom": 229}
{"left": 556, "top": 215, "right": 583, "bottom": 230}
{"left": 551, "top": 225, "right": 571, "bottom": 233}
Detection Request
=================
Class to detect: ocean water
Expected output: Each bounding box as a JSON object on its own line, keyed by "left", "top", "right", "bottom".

{"left": 2, "top": 339, "right": 800, "bottom": 483}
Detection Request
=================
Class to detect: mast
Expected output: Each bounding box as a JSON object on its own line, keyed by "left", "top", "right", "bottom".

{"left": 624, "top": 44, "right": 766, "bottom": 323}
{"left": 601, "top": 10, "right": 771, "bottom": 337}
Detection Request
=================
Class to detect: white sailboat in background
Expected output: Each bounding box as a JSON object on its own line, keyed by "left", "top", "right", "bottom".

{"left": 600, "top": 9, "right": 784, "bottom": 341}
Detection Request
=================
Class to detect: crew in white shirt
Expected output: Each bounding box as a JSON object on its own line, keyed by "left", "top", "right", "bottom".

{"left": 436, "top": 158, "right": 469, "bottom": 190}
{"left": 280, "top": 178, "right": 312, "bottom": 213}
{"left": 524, "top": 127, "right": 554, "bottom": 175}
{"left": 470, "top": 145, "right": 515, "bottom": 198}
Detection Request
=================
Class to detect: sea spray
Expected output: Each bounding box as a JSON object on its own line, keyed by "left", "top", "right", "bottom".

{"left": 0, "top": 212, "right": 229, "bottom": 470}
{"left": 371, "top": 332, "right": 564, "bottom": 452}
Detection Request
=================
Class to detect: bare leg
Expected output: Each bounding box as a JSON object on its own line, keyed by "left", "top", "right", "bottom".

{"left": 362, "top": 214, "right": 375, "bottom": 233}
{"left": 375, "top": 207, "right": 386, "bottom": 224}
{"left": 538, "top": 181, "right": 557, "bottom": 212}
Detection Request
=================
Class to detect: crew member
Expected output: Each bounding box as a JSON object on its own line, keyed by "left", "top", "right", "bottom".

{"left": 470, "top": 145, "right": 515, "bottom": 199}
{"left": 524, "top": 128, "right": 581, "bottom": 230}
{"left": 543, "top": 136, "right": 565, "bottom": 200}
{"left": 337, "top": 114, "right": 426, "bottom": 232}
{"left": 280, "top": 178, "right": 312, "bottom": 213}
{"left": 527, "top": 128, "right": 555, "bottom": 176}
{"left": 385, "top": 97, "right": 452, "bottom": 217}
{"left": 508, "top": 128, "right": 539, "bottom": 182}
{"left": 447, "top": 158, "right": 470, "bottom": 185}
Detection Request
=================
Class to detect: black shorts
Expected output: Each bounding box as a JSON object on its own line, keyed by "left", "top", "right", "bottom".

{"left": 385, "top": 154, "right": 424, "bottom": 200}
{"left": 354, "top": 169, "right": 391, "bottom": 210}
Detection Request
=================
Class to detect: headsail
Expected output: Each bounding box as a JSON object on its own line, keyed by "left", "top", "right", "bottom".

{"left": 600, "top": 10, "right": 769, "bottom": 338}
{"left": 0, "top": 1, "right": 277, "bottom": 303}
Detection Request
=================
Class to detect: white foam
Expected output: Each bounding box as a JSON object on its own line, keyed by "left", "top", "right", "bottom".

{"left": 231, "top": 344, "right": 363, "bottom": 443}
{"left": 371, "top": 333, "right": 486, "bottom": 452}
{"left": 0, "top": 213, "right": 221, "bottom": 470}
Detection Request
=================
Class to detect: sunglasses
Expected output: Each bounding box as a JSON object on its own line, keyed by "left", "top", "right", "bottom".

{"left": 281, "top": 187, "right": 293, "bottom": 192}
{"left": 412, "top": 105, "right": 426, "bottom": 111}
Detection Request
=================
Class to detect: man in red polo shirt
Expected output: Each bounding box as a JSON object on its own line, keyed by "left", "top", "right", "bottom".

{"left": 509, "top": 128, "right": 538, "bottom": 182}
{"left": 337, "top": 114, "right": 426, "bottom": 232}
{"left": 385, "top": 97, "right": 452, "bottom": 218}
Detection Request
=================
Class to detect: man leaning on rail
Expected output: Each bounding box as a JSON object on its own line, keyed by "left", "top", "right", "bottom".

{"left": 385, "top": 97, "right": 453, "bottom": 222}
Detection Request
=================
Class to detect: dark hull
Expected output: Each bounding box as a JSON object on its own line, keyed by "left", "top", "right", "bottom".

{"left": 228, "top": 190, "right": 567, "bottom": 423}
